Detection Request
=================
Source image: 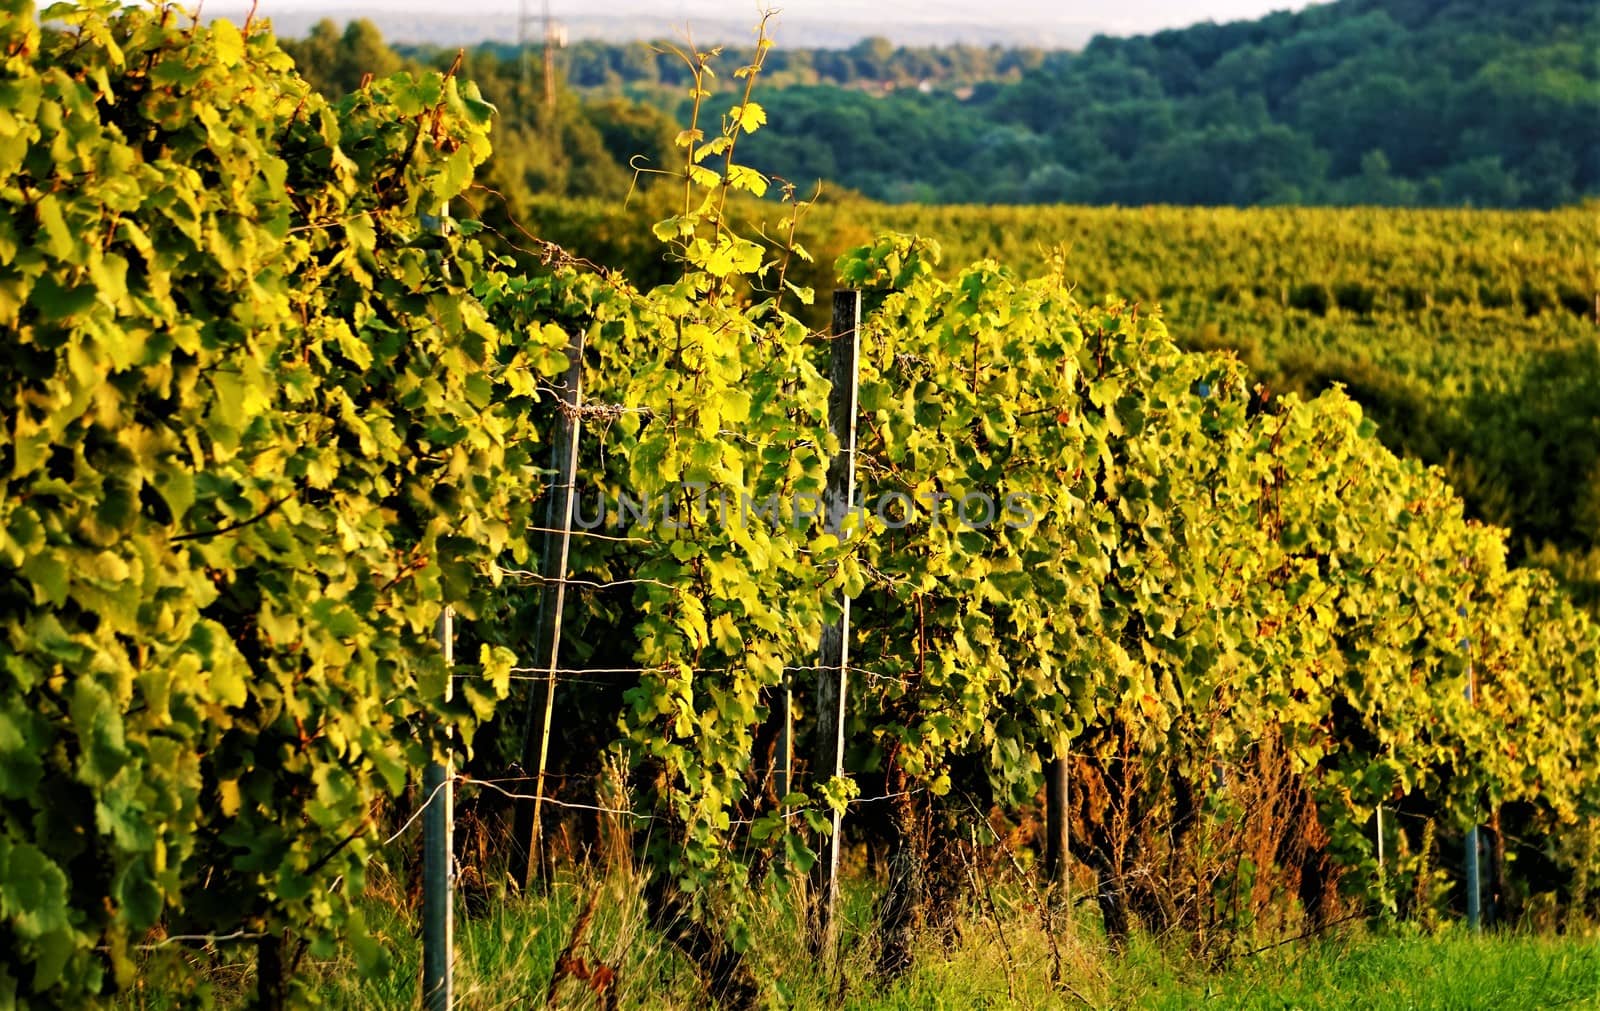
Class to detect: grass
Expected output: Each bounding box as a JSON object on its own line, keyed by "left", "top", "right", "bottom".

{"left": 1123, "top": 932, "right": 1600, "bottom": 1010}
{"left": 115, "top": 863, "right": 1600, "bottom": 1010}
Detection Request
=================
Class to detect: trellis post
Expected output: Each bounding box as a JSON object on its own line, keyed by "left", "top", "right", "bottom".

{"left": 810, "top": 290, "right": 862, "bottom": 957}
{"left": 422, "top": 608, "right": 454, "bottom": 1011}
{"left": 1461, "top": 605, "right": 1482, "bottom": 930}
{"left": 512, "top": 329, "right": 586, "bottom": 890}
{"left": 420, "top": 200, "right": 456, "bottom": 1011}
{"left": 1044, "top": 754, "right": 1070, "bottom": 891}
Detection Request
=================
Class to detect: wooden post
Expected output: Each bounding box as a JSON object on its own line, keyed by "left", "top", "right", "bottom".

{"left": 810, "top": 290, "right": 862, "bottom": 957}
{"left": 1044, "top": 755, "right": 1069, "bottom": 890}
{"left": 422, "top": 608, "right": 455, "bottom": 1011}
{"left": 1488, "top": 806, "right": 1506, "bottom": 925}
{"left": 1461, "top": 605, "right": 1482, "bottom": 930}
{"left": 512, "top": 329, "right": 586, "bottom": 891}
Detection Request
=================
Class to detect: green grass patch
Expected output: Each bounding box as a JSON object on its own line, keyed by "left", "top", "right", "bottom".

{"left": 1122, "top": 931, "right": 1600, "bottom": 1010}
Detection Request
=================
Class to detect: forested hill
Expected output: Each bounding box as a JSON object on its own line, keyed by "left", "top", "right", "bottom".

{"left": 455, "top": 36, "right": 1052, "bottom": 94}
{"left": 740, "top": 0, "right": 1600, "bottom": 206}
{"left": 283, "top": 0, "right": 1599, "bottom": 209}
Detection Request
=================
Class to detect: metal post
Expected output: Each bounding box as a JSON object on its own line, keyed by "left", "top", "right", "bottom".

{"left": 777, "top": 676, "right": 793, "bottom": 801}
{"left": 1376, "top": 804, "right": 1384, "bottom": 870}
{"left": 1376, "top": 802, "right": 1389, "bottom": 913}
{"left": 542, "top": 0, "right": 555, "bottom": 114}
{"left": 1465, "top": 825, "right": 1481, "bottom": 930}
{"left": 809, "top": 290, "right": 862, "bottom": 958}
{"left": 422, "top": 608, "right": 454, "bottom": 1011}
{"left": 513, "top": 329, "right": 586, "bottom": 890}
{"left": 517, "top": 0, "right": 529, "bottom": 86}
{"left": 420, "top": 199, "right": 454, "bottom": 1011}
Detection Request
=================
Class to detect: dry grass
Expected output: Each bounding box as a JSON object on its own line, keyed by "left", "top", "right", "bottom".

{"left": 111, "top": 854, "right": 1600, "bottom": 1010}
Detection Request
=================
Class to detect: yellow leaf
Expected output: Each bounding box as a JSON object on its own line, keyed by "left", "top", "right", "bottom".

{"left": 218, "top": 779, "right": 241, "bottom": 816}
{"left": 726, "top": 164, "right": 768, "bottom": 197}
{"left": 710, "top": 613, "right": 742, "bottom": 654}
{"left": 731, "top": 101, "right": 766, "bottom": 134}
{"left": 211, "top": 19, "right": 245, "bottom": 66}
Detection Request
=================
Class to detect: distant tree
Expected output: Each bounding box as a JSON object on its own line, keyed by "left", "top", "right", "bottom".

{"left": 1339, "top": 151, "right": 1422, "bottom": 205}
{"left": 583, "top": 99, "right": 679, "bottom": 184}
{"left": 850, "top": 36, "right": 896, "bottom": 81}
{"left": 1438, "top": 157, "right": 1523, "bottom": 207}
{"left": 286, "top": 0, "right": 1600, "bottom": 210}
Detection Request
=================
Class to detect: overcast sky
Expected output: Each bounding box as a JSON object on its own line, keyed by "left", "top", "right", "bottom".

{"left": 236, "top": 0, "right": 1319, "bottom": 36}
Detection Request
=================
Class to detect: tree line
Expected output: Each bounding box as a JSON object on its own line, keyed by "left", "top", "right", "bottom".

{"left": 737, "top": 0, "right": 1599, "bottom": 206}
{"left": 284, "top": 0, "right": 1599, "bottom": 209}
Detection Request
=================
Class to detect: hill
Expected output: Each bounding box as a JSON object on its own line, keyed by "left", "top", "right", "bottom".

{"left": 284, "top": 0, "right": 1599, "bottom": 209}
{"left": 737, "top": 0, "right": 1600, "bottom": 206}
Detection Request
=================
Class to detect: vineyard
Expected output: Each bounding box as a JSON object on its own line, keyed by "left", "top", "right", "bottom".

{"left": 525, "top": 197, "right": 1600, "bottom": 600}
{"left": 1, "top": 3, "right": 1598, "bottom": 1009}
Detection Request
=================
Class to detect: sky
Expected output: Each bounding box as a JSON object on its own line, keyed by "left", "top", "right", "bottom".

{"left": 619, "top": 1, "right": 1316, "bottom": 34}
{"left": 231, "top": 0, "right": 1320, "bottom": 38}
